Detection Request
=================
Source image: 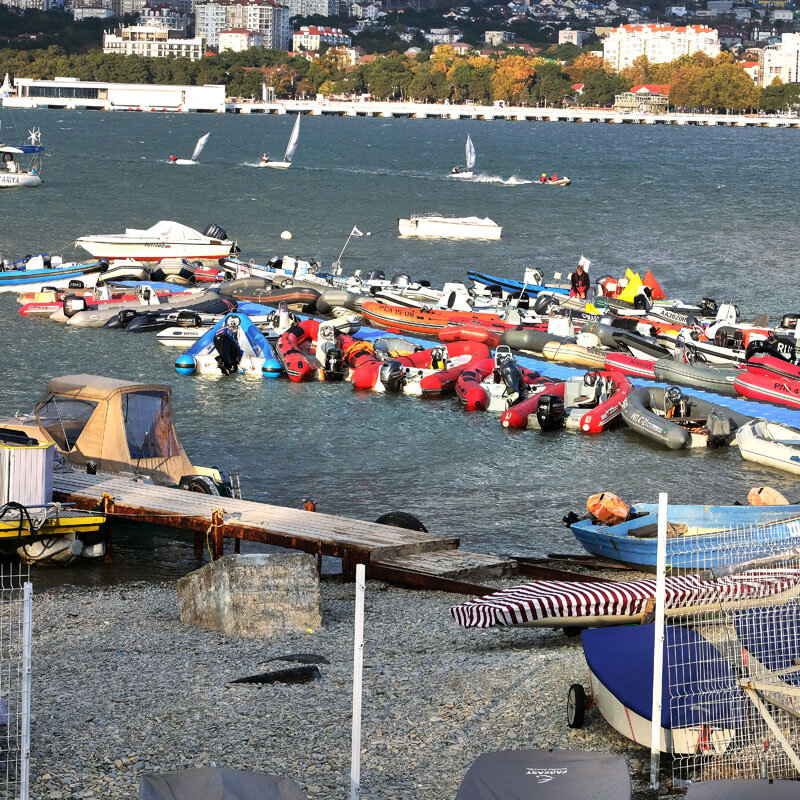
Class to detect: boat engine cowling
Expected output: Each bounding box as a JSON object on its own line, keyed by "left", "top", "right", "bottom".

{"left": 379, "top": 360, "right": 405, "bottom": 393}
{"left": 117, "top": 309, "right": 140, "bottom": 328}
{"left": 706, "top": 411, "right": 732, "bottom": 448}
{"left": 213, "top": 328, "right": 243, "bottom": 375}
{"left": 323, "top": 346, "right": 345, "bottom": 382}
{"left": 499, "top": 360, "right": 525, "bottom": 398}
{"left": 63, "top": 295, "right": 87, "bottom": 318}
{"left": 203, "top": 223, "right": 228, "bottom": 241}
{"left": 536, "top": 394, "right": 565, "bottom": 431}
{"left": 176, "top": 311, "right": 203, "bottom": 328}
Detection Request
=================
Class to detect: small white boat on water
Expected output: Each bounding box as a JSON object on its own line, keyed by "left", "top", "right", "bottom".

{"left": 398, "top": 213, "right": 502, "bottom": 240}
{"left": 0, "top": 254, "right": 105, "bottom": 293}
{"left": 736, "top": 418, "right": 800, "bottom": 475}
{"left": 170, "top": 132, "right": 209, "bottom": 166}
{"left": 259, "top": 114, "right": 300, "bottom": 169}
{"left": 450, "top": 134, "right": 475, "bottom": 179}
{"left": 75, "top": 220, "right": 238, "bottom": 263}
{"left": 0, "top": 127, "right": 44, "bottom": 189}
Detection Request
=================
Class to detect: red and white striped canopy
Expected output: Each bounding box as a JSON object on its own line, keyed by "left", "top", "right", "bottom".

{"left": 450, "top": 570, "right": 800, "bottom": 629}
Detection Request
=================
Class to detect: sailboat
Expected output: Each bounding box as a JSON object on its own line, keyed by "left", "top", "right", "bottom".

{"left": 0, "top": 124, "right": 44, "bottom": 189}
{"left": 171, "top": 132, "right": 209, "bottom": 166}
{"left": 450, "top": 134, "right": 475, "bottom": 179}
{"left": 260, "top": 114, "right": 300, "bottom": 169}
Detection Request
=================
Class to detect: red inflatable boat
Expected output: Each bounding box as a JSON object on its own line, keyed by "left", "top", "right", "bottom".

{"left": 604, "top": 353, "right": 656, "bottom": 379}
{"left": 275, "top": 319, "right": 348, "bottom": 382}
{"left": 734, "top": 372, "right": 800, "bottom": 410}
{"left": 744, "top": 354, "right": 800, "bottom": 382}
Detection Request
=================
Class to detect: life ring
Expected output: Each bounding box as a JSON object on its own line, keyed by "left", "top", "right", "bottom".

{"left": 1, "top": 153, "right": 12, "bottom": 163}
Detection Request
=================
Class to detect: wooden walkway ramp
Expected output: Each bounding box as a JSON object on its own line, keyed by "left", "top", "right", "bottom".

{"left": 53, "top": 473, "right": 514, "bottom": 593}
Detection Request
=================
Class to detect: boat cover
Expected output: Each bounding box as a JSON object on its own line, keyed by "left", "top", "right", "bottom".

{"left": 686, "top": 779, "right": 800, "bottom": 799}
{"left": 139, "top": 767, "right": 306, "bottom": 800}
{"left": 0, "top": 144, "right": 44, "bottom": 154}
{"left": 123, "top": 221, "right": 213, "bottom": 242}
{"left": 582, "top": 624, "right": 744, "bottom": 728}
{"left": 455, "top": 749, "right": 631, "bottom": 800}
{"left": 451, "top": 570, "right": 800, "bottom": 628}
{"left": 732, "top": 604, "right": 800, "bottom": 686}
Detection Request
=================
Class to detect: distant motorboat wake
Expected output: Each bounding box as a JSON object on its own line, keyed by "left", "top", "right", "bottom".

{"left": 465, "top": 173, "right": 533, "bottom": 185}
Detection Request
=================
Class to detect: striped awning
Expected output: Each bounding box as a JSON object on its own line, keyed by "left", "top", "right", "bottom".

{"left": 450, "top": 569, "right": 800, "bottom": 629}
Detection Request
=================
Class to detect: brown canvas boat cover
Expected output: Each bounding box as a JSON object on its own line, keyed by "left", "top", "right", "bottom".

{"left": 455, "top": 750, "right": 631, "bottom": 800}
{"left": 33, "top": 374, "right": 196, "bottom": 486}
{"left": 139, "top": 767, "right": 307, "bottom": 800}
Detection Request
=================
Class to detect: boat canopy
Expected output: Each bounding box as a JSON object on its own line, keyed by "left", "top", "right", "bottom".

{"left": 122, "top": 221, "right": 213, "bottom": 242}
{"left": 0, "top": 145, "right": 44, "bottom": 154}
{"left": 32, "top": 374, "right": 195, "bottom": 486}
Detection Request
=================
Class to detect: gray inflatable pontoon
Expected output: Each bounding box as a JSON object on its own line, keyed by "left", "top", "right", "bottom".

{"left": 455, "top": 749, "right": 631, "bottom": 800}
{"left": 139, "top": 767, "right": 306, "bottom": 800}
{"left": 686, "top": 779, "right": 800, "bottom": 799}
{"left": 622, "top": 386, "right": 751, "bottom": 450}
{"left": 501, "top": 328, "right": 575, "bottom": 354}
{"left": 654, "top": 358, "right": 741, "bottom": 397}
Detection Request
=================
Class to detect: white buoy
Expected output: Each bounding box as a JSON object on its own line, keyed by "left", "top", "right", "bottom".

{"left": 281, "top": 230, "right": 292, "bottom": 240}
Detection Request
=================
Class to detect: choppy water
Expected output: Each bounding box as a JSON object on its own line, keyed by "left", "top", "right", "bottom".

{"left": 1, "top": 108, "right": 799, "bottom": 590}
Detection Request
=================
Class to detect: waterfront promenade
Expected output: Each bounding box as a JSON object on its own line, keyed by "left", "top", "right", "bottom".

{"left": 232, "top": 98, "right": 800, "bottom": 128}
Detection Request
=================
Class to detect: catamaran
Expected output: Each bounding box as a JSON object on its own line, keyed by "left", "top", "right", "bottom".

{"left": 0, "top": 126, "right": 44, "bottom": 189}
{"left": 171, "top": 132, "right": 209, "bottom": 166}
{"left": 260, "top": 114, "right": 300, "bottom": 169}
{"left": 450, "top": 134, "right": 475, "bottom": 179}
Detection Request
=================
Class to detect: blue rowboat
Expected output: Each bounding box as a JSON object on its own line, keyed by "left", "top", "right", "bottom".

{"left": 0, "top": 260, "right": 105, "bottom": 292}
{"left": 568, "top": 502, "right": 800, "bottom": 570}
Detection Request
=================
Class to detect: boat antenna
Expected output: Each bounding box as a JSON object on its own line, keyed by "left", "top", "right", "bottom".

{"left": 331, "top": 225, "right": 366, "bottom": 277}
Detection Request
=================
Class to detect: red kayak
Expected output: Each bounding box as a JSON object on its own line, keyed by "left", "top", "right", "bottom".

{"left": 604, "top": 352, "right": 656, "bottom": 379}
{"left": 745, "top": 354, "right": 800, "bottom": 382}
{"left": 577, "top": 370, "right": 633, "bottom": 434}
{"left": 734, "top": 372, "right": 800, "bottom": 409}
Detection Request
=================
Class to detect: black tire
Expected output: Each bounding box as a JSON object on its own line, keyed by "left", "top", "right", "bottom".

{"left": 562, "top": 626, "right": 583, "bottom": 638}
{"left": 179, "top": 475, "right": 220, "bottom": 495}
{"left": 567, "top": 683, "right": 586, "bottom": 729}
{"left": 375, "top": 511, "right": 428, "bottom": 532}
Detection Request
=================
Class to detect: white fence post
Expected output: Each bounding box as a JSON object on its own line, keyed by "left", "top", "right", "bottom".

{"left": 349, "top": 564, "right": 366, "bottom": 800}
{"left": 20, "top": 581, "right": 33, "bottom": 800}
{"left": 650, "top": 492, "right": 668, "bottom": 789}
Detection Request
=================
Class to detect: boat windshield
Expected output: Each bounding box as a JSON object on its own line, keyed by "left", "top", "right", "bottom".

{"left": 36, "top": 395, "right": 97, "bottom": 452}
{"left": 121, "top": 390, "right": 179, "bottom": 460}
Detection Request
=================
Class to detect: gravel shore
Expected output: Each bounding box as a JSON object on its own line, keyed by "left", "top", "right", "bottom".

{"left": 31, "top": 577, "right": 681, "bottom": 800}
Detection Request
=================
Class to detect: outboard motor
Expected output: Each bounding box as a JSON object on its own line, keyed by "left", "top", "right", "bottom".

{"left": 487, "top": 284, "right": 503, "bottom": 299}
{"left": 323, "top": 346, "right": 345, "bottom": 382}
{"left": 533, "top": 294, "right": 556, "bottom": 316}
{"left": 379, "top": 360, "right": 405, "bottom": 393}
{"left": 705, "top": 411, "right": 732, "bottom": 448}
{"left": 117, "top": 309, "right": 140, "bottom": 329}
{"left": 509, "top": 290, "right": 530, "bottom": 310}
{"left": 176, "top": 310, "right": 202, "bottom": 328}
{"left": 213, "top": 327, "right": 243, "bottom": 375}
{"left": 418, "top": 279, "right": 431, "bottom": 288}
{"left": 499, "top": 359, "right": 525, "bottom": 400}
{"left": 536, "top": 394, "right": 565, "bottom": 432}
{"left": 779, "top": 314, "right": 800, "bottom": 332}
{"left": 68, "top": 279, "right": 84, "bottom": 290}
{"left": 714, "top": 326, "right": 743, "bottom": 351}
{"left": 745, "top": 337, "right": 790, "bottom": 363}
{"left": 98, "top": 257, "right": 110, "bottom": 271}
{"left": 633, "top": 292, "right": 650, "bottom": 311}
{"left": 203, "top": 223, "right": 228, "bottom": 241}
{"left": 391, "top": 273, "right": 411, "bottom": 288}
{"left": 62, "top": 295, "right": 88, "bottom": 318}
{"left": 42, "top": 254, "right": 52, "bottom": 269}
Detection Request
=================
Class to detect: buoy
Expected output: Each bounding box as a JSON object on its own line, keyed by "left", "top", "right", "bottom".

{"left": 281, "top": 230, "right": 292, "bottom": 240}
{"left": 174, "top": 355, "right": 197, "bottom": 375}
{"left": 262, "top": 358, "right": 282, "bottom": 378}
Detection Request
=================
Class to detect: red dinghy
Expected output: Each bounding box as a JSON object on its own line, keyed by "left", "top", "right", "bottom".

{"left": 734, "top": 372, "right": 800, "bottom": 410}
{"left": 438, "top": 325, "right": 503, "bottom": 348}
{"left": 604, "top": 353, "right": 656, "bottom": 379}
{"left": 745, "top": 354, "right": 800, "bottom": 382}
{"left": 577, "top": 370, "right": 633, "bottom": 434}
{"left": 456, "top": 351, "right": 547, "bottom": 412}
{"left": 275, "top": 319, "right": 348, "bottom": 382}
{"left": 360, "top": 301, "right": 510, "bottom": 336}
{"left": 501, "top": 382, "right": 566, "bottom": 429}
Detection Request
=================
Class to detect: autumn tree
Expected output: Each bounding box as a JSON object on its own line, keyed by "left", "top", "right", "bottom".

{"left": 491, "top": 55, "right": 536, "bottom": 105}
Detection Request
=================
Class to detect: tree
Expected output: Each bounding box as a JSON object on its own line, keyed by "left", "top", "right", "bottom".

{"left": 580, "top": 68, "right": 627, "bottom": 106}
{"left": 566, "top": 52, "right": 605, "bottom": 83}
{"left": 531, "top": 62, "right": 572, "bottom": 106}
{"left": 407, "top": 66, "right": 447, "bottom": 102}
{"left": 620, "top": 54, "right": 651, "bottom": 88}
{"left": 491, "top": 54, "right": 536, "bottom": 105}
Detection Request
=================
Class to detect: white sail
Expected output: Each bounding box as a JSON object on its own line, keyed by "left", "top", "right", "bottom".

{"left": 191, "top": 132, "right": 210, "bottom": 163}
{"left": 283, "top": 114, "right": 300, "bottom": 165}
{"left": 465, "top": 134, "right": 475, "bottom": 171}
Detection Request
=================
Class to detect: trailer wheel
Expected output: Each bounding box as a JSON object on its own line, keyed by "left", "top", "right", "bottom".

{"left": 180, "top": 475, "right": 220, "bottom": 495}
{"left": 375, "top": 512, "right": 428, "bottom": 532}
{"left": 562, "top": 626, "right": 584, "bottom": 638}
{"left": 567, "top": 683, "right": 586, "bottom": 729}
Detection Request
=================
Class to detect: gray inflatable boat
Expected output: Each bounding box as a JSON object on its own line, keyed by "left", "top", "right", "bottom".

{"left": 654, "top": 358, "right": 741, "bottom": 397}
{"left": 621, "top": 386, "right": 751, "bottom": 450}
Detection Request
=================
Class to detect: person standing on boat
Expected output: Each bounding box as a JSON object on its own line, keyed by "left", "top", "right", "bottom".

{"left": 570, "top": 263, "right": 590, "bottom": 298}
{"left": 3, "top": 154, "right": 19, "bottom": 173}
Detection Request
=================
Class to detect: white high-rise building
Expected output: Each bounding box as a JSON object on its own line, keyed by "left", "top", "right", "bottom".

{"left": 603, "top": 24, "right": 720, "bottom": 71}
{"left": 292, "top": 25, "right": 350, "bottom": 51}
{"left": 2, "top": 0, "right": 59, "bottom": 9}
{"left": 196, "top": 0, "right": 290, "bottom": 49}
{"left": 139, "top": 2, "right": 188, "bottom": 31}
{"left": 281, "top": 0, "right": 337, "bottom": 16}
{"left": 103, "top": 25, "right": 205, "bottom": 59}
{"left": 759, "top": 32, "right": 800, "bottom": 87}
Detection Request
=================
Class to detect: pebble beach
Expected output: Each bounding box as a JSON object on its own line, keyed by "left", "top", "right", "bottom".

{"left": 31, "top": 576, "right": 677, "bottom": 800}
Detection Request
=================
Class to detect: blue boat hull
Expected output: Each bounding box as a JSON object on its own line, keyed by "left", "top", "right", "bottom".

{"left": 570, "top": 503, "right": 800, "bottom": 570}
{"left": 0, "top": 262, "right": 103, "bottom": 292}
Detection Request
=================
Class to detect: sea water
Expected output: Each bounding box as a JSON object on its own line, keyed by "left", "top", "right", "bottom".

{"left": 1, "top": 109, "right": 798, "bottom": 589}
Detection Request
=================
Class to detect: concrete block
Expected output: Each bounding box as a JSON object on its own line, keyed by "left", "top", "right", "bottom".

{"left": 177, "top": 553, "right": 321, "bottom": 638}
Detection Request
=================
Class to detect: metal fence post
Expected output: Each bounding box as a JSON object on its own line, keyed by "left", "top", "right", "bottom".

{"left": 20, "top": 581, "right": 33, "bottom": 800}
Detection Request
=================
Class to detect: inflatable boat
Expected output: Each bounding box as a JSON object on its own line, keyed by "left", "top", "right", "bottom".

{"left": 359, "top": 301, "right": 515, "bottom": 336}
{"left": 653, "top": 358, "right": 741, "bottom": 396}
{"left": 736, "top": 418, "right": 800, "bottom": 475}
{"left": 275, "top": 318, "right": 352, "bottom": 382}
{"left": 622, "top": 386, "right": 751, "bottom": 449}
{"left": 734, "top": 372, "right": 800, "bottom": 410}
{"left": 175, "top": 313, "right": 281, "bottom": 377}
{"left": 604, "top": 353, "right": 656, "bottom": 379}
{"left": 541, "top": 341, "right": 608, "bottom": 369}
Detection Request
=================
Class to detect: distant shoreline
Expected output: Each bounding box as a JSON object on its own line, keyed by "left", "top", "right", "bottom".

{"left": 4, "top": 93, "right": 800, "bottom": 129}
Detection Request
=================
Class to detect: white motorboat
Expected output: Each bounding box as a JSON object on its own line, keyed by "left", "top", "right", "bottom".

{"left": 75, "top": 220, "right": 237, "bottom": 263}
{"left": 170, "top": 132, "right": 209, "bottom": 165}
{"left": 259, "top": 114, "right": 300, "bottom": 169}
{"left": 0, "top": 254, "right": 105, "bottom": 293}
{"left": 736, "top": 419, "right": 800, "bottom": 475}
{"left": 449, "top": 134, "right": 475, "bottom": 179}
{"left": 0, "top": 127, "right": 44, "bottom": 189}
{"left": 397, "top": 214, "right": 502, "bottom": 240}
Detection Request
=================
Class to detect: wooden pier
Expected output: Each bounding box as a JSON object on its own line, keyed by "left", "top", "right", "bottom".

{"left": 53, "top": 473, "right": 514, "bottom": 593}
